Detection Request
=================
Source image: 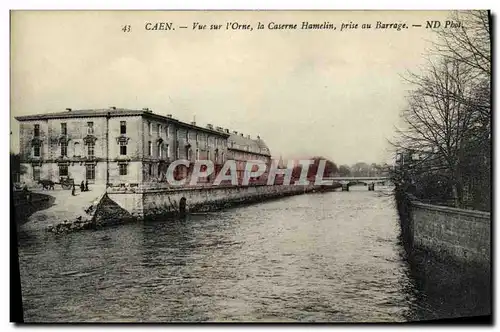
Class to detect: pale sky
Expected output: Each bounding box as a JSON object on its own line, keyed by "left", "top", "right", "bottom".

{"left": 10, "top": 10, "right": 453, "bottom": 165}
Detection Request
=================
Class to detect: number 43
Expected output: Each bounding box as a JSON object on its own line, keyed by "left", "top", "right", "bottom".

{"left": 122, "top": 25, "right": 131, "bottom": 32}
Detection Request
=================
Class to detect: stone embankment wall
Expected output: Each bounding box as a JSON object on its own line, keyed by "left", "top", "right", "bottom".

{"left": 106, "top": 184, "right": 319, "bottom": 220}
{"left": 407, "top": 198, "right": 490, "bottom": 268}
{"left": 13, "top": 191, "right": 55, "bottom": 226}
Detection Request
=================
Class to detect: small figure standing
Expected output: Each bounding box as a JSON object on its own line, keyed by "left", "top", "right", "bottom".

{"left": 85, "top": 180, "right": 89, "bottom": 192}
{"left": 22, "top": 183, "right": 31, "bottom": 202}
{"left": 72, "top": 184, "right": 76, "bottom": 196}
{"left": 80, "top": 181, "right": 85, "bottom": 192}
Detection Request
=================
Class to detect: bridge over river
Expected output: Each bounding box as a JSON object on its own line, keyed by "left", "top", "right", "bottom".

{"left": 324, "top": 176, "right": 392, "bottom": 191}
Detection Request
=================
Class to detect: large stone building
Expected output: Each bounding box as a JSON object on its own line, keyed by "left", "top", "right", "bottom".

{"left": 15, "top": 107, "right": 271, "bottom": 187}
{"left": 227, "top": 132, "right": 271, "bottom": 184}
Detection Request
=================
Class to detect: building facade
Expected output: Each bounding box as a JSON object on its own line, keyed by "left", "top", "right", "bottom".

{"left": 227, "top": 132, "right": 272, "bottom": 184}
{"left": 15, "top": 107, "right": 270, "bottom": 187}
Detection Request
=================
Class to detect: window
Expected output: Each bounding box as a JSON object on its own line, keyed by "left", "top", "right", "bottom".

{"left": 148, "top": 163, "right": 152, "bottom": 176}
{"left": 87, "top": 122, "right": 94, "bottom": 134}
{"left": 33, "top": 166, "right": 41, "bottom": 181}
{"left": 148, "top": 141, "right": 152, "bottom": 156}
{"left": 87, "top": 143, "right": 95, "bottom": 157}
{"left": 74, "top": 142, "right": 81, "bottom": 156}
{"left": 196, "top": 148, "right": 199, "bottom": 160}
{"left": 61, "top": 123, "right": 67, "bottom": 135}
{"left": 187, "top": 148, "right": 192, "bottom": 160}
{"left": 120, "top": 141, "right": 127, "bottom": 155}
{"left": 176, "top": 146, "right": 180, "bottom": 159}
{"left": 33, "top": 145, "right": 40, "bottom": 157}
{"left": 166, "top": 144, "right": 170, "bottom": 158}
{"left": 59, "top": 165, "right": 68, "bottom": 177}
{"left": 158, "top": 143, "right": 163, "bottom": 158}
{"left": 61, "top": 142, "right": 68, "bottom": 157}
{"left": 86, "top": 164, "right": 95, "bottom": 180}
{"left": 120, "top": 121, "right": 126, "bottom": 134}
{"left": 148, "top": 122, "right": 152, "bottom": 135}
{"left": 34, "top": 124, "right": 40, "bottom": 137}
{"left": 196, "top": 134, "right": 199, "bottom": 143}
{"left": 166, "top": 125, "right": 170, "bottom": 137}
{"left": 208, "top": 150, "right": 211, "bottom": 160}
{"left": 158, "top": 124, "right": 162, "bottom": 136}
{"left": 119, "top": 163, "right": 128, "bottom": 176}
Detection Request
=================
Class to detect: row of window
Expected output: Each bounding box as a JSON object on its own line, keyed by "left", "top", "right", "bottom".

{"left": 230, "top": 142, "right": 269, "bottom": 154}
{"left": 33, "top": 122, "right": 95, "bottom": 137}
{"left": 32, "top": 122, "right": 247, "bottom": 153}
{"left": 146, "top": 122, "right": 226, "bottom": 147}
{"left": 33, "top": 140, "right": 231, "bottom": 161}
{"left": 32, "top": 142, "right": 95, "bottom": 158}
{"left": 32, "top": 163, "right": 128, "bottom": 181}
{"left": 144, "top": 141, "right": 225, "bottom": 161}
{"left": 231, "top": 151, "right": 269, "bottom": 162}
{"left": 33, "top": 142, "right": 229, "bottom": 161}
{"left": 32, "top": 123, "right": 265, "bottom": 153}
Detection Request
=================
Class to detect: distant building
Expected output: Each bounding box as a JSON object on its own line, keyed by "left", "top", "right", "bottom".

{"left": 227, "top": 132, "right": 272, "bottom": 184}
{"left": 15, "top": 107, "right": 270, "bottom": 187}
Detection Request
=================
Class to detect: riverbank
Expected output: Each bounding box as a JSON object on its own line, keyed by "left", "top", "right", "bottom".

{"left": 12, "top": 191, "right": 55, "bottom": 228}
{"left": 19, "top": 187, "right": 105, "bottom": 233}
{"left": 19, "top": 184, "right": 336, "bottom": 233}
{"left": 394, "top": 188, "right": 491, "bottom": 320}
{"left": 106, "top": 183, "right": 326, "bottom": 220}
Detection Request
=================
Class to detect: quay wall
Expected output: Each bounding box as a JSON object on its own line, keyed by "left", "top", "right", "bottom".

{"left": 106, "top": 184, "right": 318, "bottom": 220}
{"left": 409, "top": 200, "right": 490, "bottom": 267}
{"left": 396, "top": 188, "right": 491, "bottom": 269}
{"left": 395, "top": 190, "right": 492, "bottom": 317}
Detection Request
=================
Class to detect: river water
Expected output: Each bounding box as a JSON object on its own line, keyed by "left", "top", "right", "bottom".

{"left": 16, "top": 187, "right": 488, "bottom": 322}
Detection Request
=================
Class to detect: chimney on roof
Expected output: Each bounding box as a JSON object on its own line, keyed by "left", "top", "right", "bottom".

{"left": 257, "top": 135, "right": 261, "bottom": 139}
{"left": 233, "top": 131, "right": 238, "bottom": 135}
{"left": 66, "top": 108, "right": 72, "bottom": 112}
{"left": 191, "top": 121, "right": 196, "bottom": 126}
{"left": 110, "top": 106, "right": 116, "bottom": 110}
{"left": 225, "top": 129, "right": 230, "bottom": 133}
{"left": 240, "top": 133, "right": 244, "bottom": 137}
{"left": 206, "top": 124, "right": 214, "bottom": 130}
{"left": 216, "top": 126, "right": 223, "bottom": 131}
{"left": 166, "top": 114, "right": 172, "bottom": 118}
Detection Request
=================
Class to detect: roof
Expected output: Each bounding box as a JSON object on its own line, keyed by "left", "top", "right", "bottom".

{"left": 254, "top": 137, "right": 270, "bottom": 151}
{"left": 14, "top": 108, "right": 145, "bottom": 120}
{"left": 228, "top": 133, "right": 271, "bottom": 156}
{"left": 14, "top": 108, "right": 230, "bottom": 137}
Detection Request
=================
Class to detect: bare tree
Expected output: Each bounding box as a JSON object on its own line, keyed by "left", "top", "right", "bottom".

{"left": 433, "top": 11, "right": 491, "bottom": 110}
{"left": 393, "top": 10, "right": 491, "bottom": 210}
{"left": 396, "top": 58, "right": 476, "bottom": 207}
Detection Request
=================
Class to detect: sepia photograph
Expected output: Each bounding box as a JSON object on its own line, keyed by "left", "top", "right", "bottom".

{"left": 10, "top": 9, "right": 491, "bottom": 323}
